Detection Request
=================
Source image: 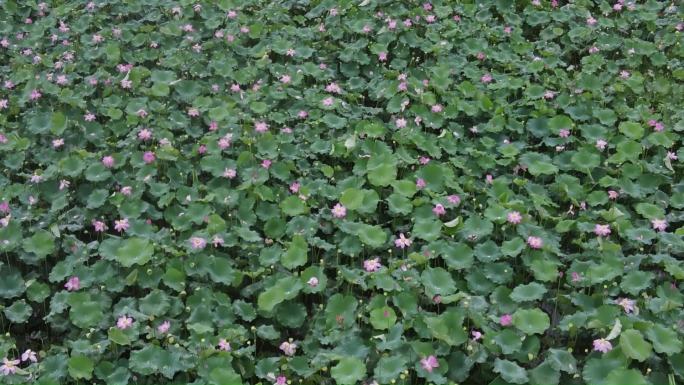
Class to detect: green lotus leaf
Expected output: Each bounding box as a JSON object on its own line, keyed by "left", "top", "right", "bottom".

{"left": 258, "top": 277, "right": 302, "bottom": 312}
{"left": 68, "top": 355, "right": 94, "bottom": 380}
{"left": 510, "top": 282, "right": 547, "bottom": 303}
{"left": 114, "top": 238, "right": 153, "bottom": 267}
{"left": 369, "top": 306, "right": 397, "bottom": 330}
{"left": 4, "top": 299, "right": 32, "bottom": 323}
{"left": 620, "top": 329, "right": 652, "bottom": 362}
{"left": 282, "top": 235, "right": 308, "bottom": 269}
{"left": 493, "top": 359, "right": 528, "bottom": 384}
{"left": 645, "top": 324, "right": 683, "bottom": 355}
{"left": 22, "top": 230, "right": 55, "bottom": 258}
{"left": 421, "top": 267, "right": 456, "bottom": 296}
{"left": 512, "top": 309, "right": 550, "bottom": 335}
{"left": 331, "top": 357, "right": 365, "bottom": 385}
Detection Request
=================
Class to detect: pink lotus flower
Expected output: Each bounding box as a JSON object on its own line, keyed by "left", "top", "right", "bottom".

{"left": 120, "top": 186, "right": 132, "bottom": 196}
{"left": 325, "top": 82, "right": 341, "bottom": 94}
{"left": 261, "top": 159, "right": 272, "bottom": 169}
{"left": 190, "top": 237, "right": 207, "bottom": 250}
{"left": 116, "top": 315, "right": 133, "bottom": 329}
{"left": 527, "top": 236, "right": 543, "bottom": 249}
{"left": 120, "top": 79, "right": 132, "bottom": 89}
{"left": 395, "top": 233, "right": 412, "bottom": 249}
{"left": 55, "top": 75, "right": 68, "bottom": 85}
{"left": 280, "top": 75, "right": 291, "bottom": 84}
{"left": 0, "top": 201, "right": 8, "bottom": 213}
{"left": 158, "top": 320, "right": 170, "bottom": 334}
{"left": 114, "top": 218, "right": 129, "bottom": 232}
{"left": 395, "top": 118, "right": 407, "bottom": 128}
{"left": 286, "top": 48, "right": 296, "bottom": 56}
{"left": 608, "top": 190, "right": 619, "bottom": 200}
{"left": 431, "top": 104, "right": 443, "bottom": 113}
{"left": 143, "top": 151, "right": 155, "bottom": 164}
{"left": 481, "top": 73, "right": 492, "bottom": 83}
{"left": 30, "top": 174, "right": 43, "bottom": 184}
{"left": 0, "top": 99, "right": 7, "bottom": 109}
{"left": 218, "top": 339, "right": 231, "bottom": 351}
{"left": 0, "top": 357, "right": 19, "bottom": 375}
{"left": 596, "top": 139, "right": 608, "bottom": 150}
{"left": 102, "top": 156, "right": 115, "bottom": 168}
{"left": 572, "top": 272, "right": 582, "bottom": 282}
{"left": 307, "top": 277, "right": 319, "bottom": 287}
{"left": 212, "top": 236, "right": 225, "bottom": 247}
{"left": 218, "top": 134, "right": 232, "bottom": 149}
{"left": 138, "top": 128, "right": 152, "bottom": 141}
{"left": 667, "top": 151, "right": 677, "bottom": 160}
{"left": 52, "top": 138, "right": 65, "bottom": 148}
{"left": 559, "top": 129, "right": 570, "bottom": 138}
{"left": 298, "top": 110, "right": 308, "bottom": 119}
{"left": 543, "top": 90, "right": 556, "bottom": 100}
{"left": 500, "top": 314, "right": 512, "bottom": 326}
{"left": 65, "top": 276, "right": 80, "bottom": 291}
{"left": 588, "top": 46, "right": 599, "bottom": 54}
{"left": 447, "top": 195, "right": 461, "bottom": 205}
{"left": 432, "top": 204, "right": 446, "bottom": 216}
{"left": 223, "top": 168, "right": 236, "bottom": 179}
{"left": 364, "top": 258, "right": 381, "bottom": 272}
{"left": 30, "top": 89, "right": 42, "bottom": 100}
{"left": 289, "top": 182, "right": 301, "bottom": 193}
{"left": 187, "top": 108, "right": 199, "bottom": 117}
{"left": 507, "top": 211, "right": 522, "bottom": 224}
{"left": 594, "top": 224, "right": 611, "bottom": 237}
{"left": 322, "top": 97, "right": 334, "bottom": 107}
{"left": 92, "top": 220, "right": 106, "bottom": 232}
{"left": 420, "top": 355, "right": 439, "bottom": 373}
{"left": 416, "top": 178, "right": 427, "bottom": 189}
{"left": 471, "top": 330, "right": 483, "bottom": 341}
{"left": 587, "top": 16, "right": 597, "bottom": 26}
{"left": 275, "top": 375, "right": 287, "bottom": 385}
{"left": 617, "top": 298, "right": 635, "bottom": 314}
{"left": 331, "top": 203, "right": 346, "bottom": 218}
{"left": 620, "top": 70, "right": 630, "bottom": 79}
{"left": 378, "top": 52, "right": 387, "bottom": 62}
{"left": 21, "top": 349, "right": 37, "bottom": 363}
{"left": 255, "top": 121, "right": 269, "bottom": 133}
{"left": 279, "top": 341, "right": 297, "bottom": 356}
{"left": 593, "top": 338, "right": 612, "bottom": 353}
{"left": 136, "top": 109, "right": 148, "bottom": 118}
{"left": 652, "top": 219, "right": 667, "bottom": 232}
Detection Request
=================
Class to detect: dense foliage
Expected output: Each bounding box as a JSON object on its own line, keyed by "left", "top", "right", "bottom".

{"left": 0, "top": 0, "right": 683, "bottom": 384}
